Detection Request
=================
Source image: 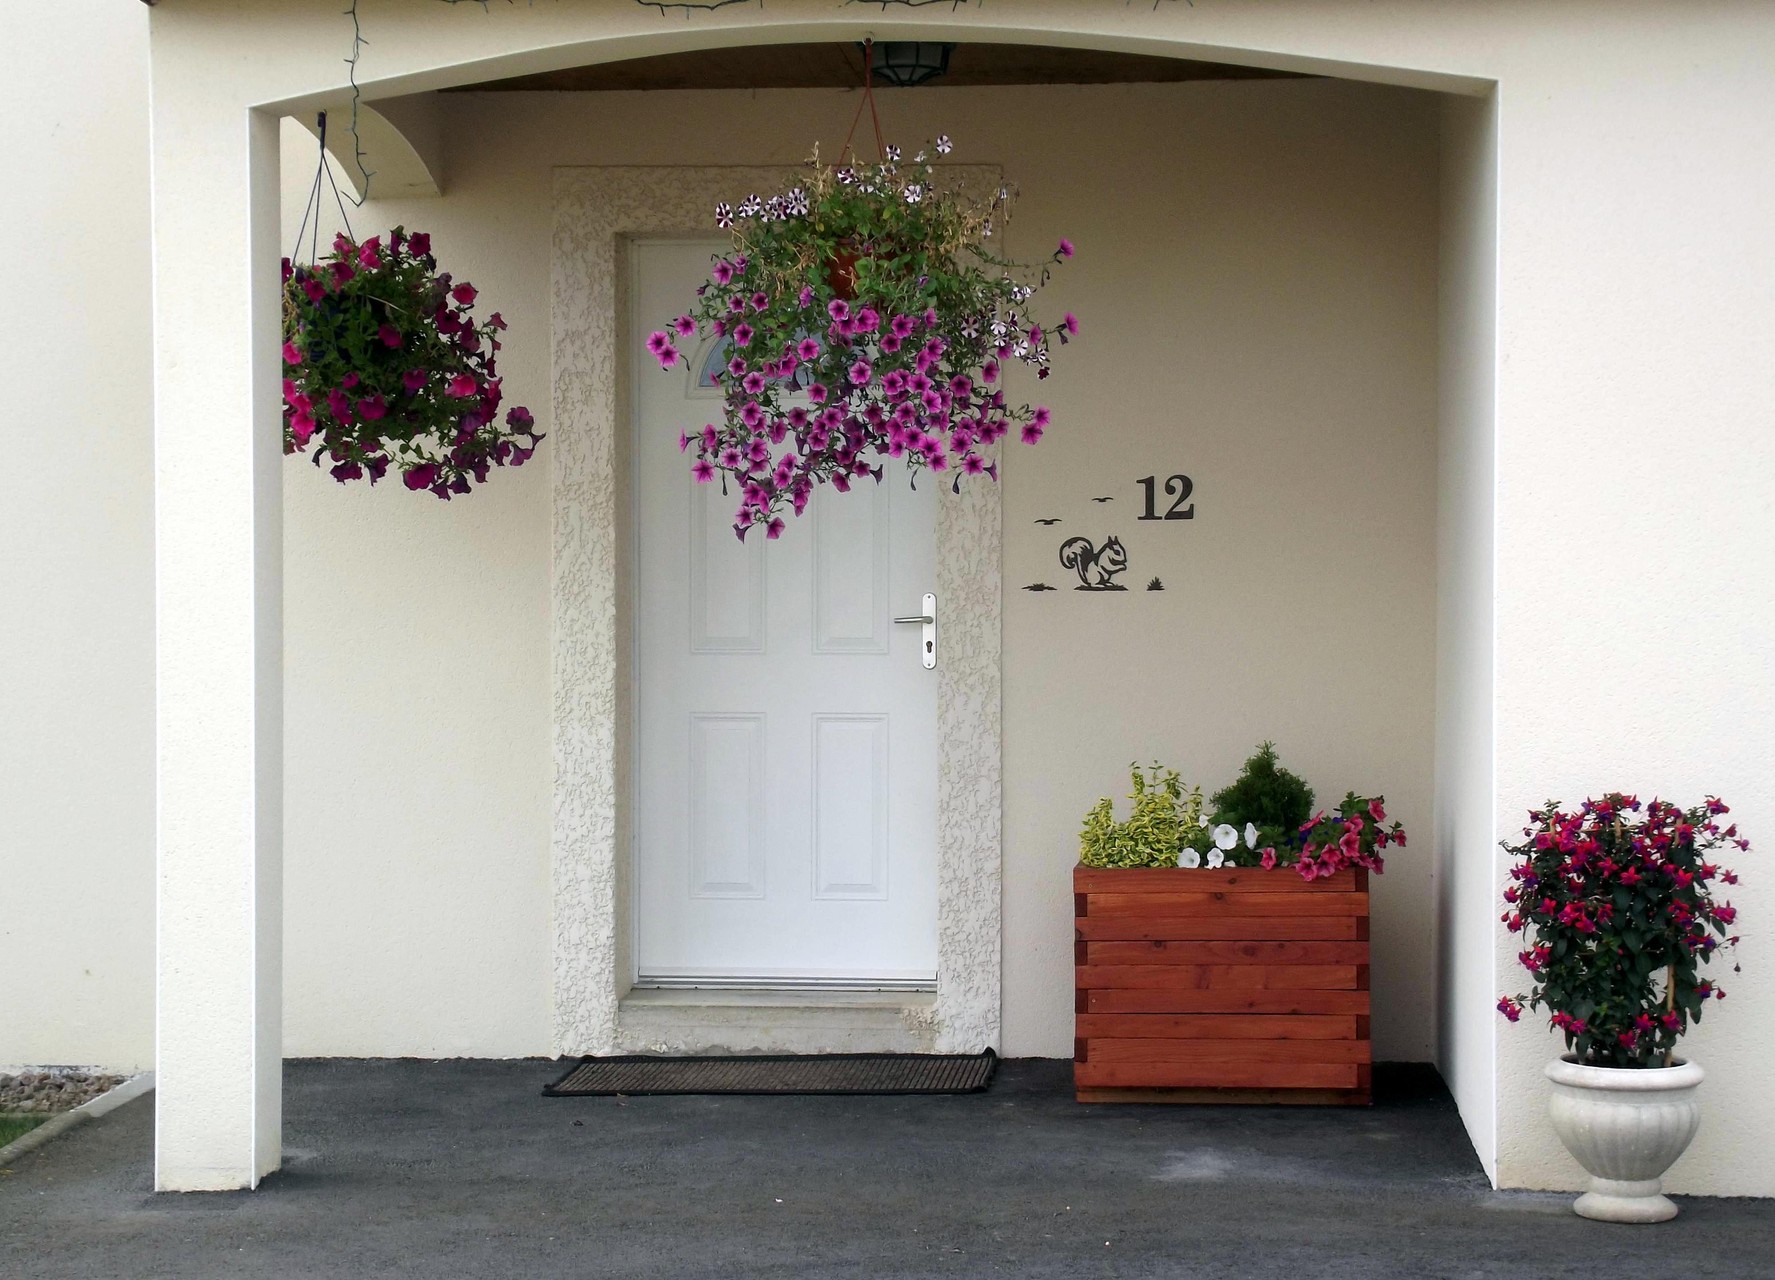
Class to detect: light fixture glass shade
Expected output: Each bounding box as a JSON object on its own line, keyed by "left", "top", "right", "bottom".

{"left": 864, "top": 41, "right": 955, "bottom": 88}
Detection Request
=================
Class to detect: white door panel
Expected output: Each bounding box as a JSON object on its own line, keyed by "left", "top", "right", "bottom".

{"left": 631, "top": 239, "right": 939, "bottom": 986}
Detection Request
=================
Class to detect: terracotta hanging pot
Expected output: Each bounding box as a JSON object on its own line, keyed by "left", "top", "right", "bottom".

{"left": 824, "top": 239, "right": 866, "bottom": 301}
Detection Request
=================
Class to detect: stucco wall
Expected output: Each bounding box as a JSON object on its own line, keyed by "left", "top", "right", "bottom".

{"left": 0, "top": 0, "right": 154, "bottom": 1071}
{"left": 8, "top": 0, "right": 1771, "bottom": 1201}
{"left": 272, "top": 77, "right": 1442, "bottom": 1063}
{"left": 1435, "top": 91, "right": 1500, "bottom": 1181}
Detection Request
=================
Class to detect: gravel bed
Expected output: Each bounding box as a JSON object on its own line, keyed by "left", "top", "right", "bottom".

{"left": 0, "top": 1069, "right": 126, "bottom": 1116}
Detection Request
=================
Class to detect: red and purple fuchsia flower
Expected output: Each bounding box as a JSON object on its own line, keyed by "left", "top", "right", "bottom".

{"left": 647, "top": 136, "right": 1076, "bottom": 539}
{"left": 1498, "top": 794, "right": 1749, "bottom": 1067}
{"left": 281, "top": 228, "right": 541, "bottom": 498}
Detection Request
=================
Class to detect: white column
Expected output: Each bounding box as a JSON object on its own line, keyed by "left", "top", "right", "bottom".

{"left": 152, "top": 101, "right": 283, "bottom": 1192}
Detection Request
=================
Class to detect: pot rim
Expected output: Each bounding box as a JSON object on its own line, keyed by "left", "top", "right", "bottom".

{"left": 1546, "top": 1053, "right": 1704, "bottom": 1091}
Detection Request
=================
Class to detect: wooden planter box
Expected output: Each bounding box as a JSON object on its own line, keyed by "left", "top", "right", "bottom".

{"left": 1074, "top": 864, "right": 1372, "bottom": 1106}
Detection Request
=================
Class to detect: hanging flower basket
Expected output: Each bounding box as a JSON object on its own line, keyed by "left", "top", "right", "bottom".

{"left": 647, "top": 135, "right": 1077, "bottom": 539}
{"left": 281, "top": 228, "right": 541, "bottom": 498}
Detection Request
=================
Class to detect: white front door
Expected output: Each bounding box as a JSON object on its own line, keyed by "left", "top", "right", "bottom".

{"left": 630, "top": 239, "right": 939, "bottom": 989}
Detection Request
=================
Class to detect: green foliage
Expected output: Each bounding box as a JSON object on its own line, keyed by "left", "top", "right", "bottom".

{"left": 1079, "top": 763, "right": 1204, "bottom": 868}
{"left": 1209, "top": 742, "right": 1315, "bottom": 855}
{"left": 1498, "top": 794, "right": 1748, "bottom": 1067}
{"left": 0, "top": 1114, "right": 45, "bottom": 1146}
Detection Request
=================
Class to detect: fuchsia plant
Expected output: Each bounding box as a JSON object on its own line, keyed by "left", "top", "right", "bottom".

{"left": 647, "top": 136, "right": 1076, "bottom": 539}
{"left": 282, "top": 228, "right": 541, "bottom": 498}
{"left": 1498, "top": 794, "right": 1749, "bottom": 1068}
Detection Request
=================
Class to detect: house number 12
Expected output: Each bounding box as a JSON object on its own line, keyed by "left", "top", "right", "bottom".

{"left": 1136, "top": 474, "right": 1195, "bottom": 521}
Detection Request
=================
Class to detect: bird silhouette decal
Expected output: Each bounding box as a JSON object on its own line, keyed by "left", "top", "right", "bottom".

{"left": 1090, "top": 496, "right": 1114, "bottom": 504}
{"left": 1034, "top": 518, "right": 1062, "bottom": 526}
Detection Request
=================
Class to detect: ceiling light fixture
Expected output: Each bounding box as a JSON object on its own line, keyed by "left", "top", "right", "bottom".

{"left": 863, "top": 41, "right": 956, "bottom": 88}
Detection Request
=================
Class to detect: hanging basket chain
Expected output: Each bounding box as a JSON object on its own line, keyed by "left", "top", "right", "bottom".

{"left": 290, "top": 113, "right": 361, "bottom": 266}
{"left": 837, "top": 39, "right": 888, "bottom": 168}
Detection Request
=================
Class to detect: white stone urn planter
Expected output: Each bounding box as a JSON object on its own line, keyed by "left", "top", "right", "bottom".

{"left": 1544, "top": 1055, "right": 1703, "bottom": 1223}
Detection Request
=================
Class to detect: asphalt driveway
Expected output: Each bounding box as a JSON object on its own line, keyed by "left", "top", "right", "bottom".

{"left": 2, "top": 1059, "right": 1770, "bottom": 1279}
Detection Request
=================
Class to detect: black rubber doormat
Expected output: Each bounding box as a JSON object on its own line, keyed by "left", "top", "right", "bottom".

{"left": 543, "top": 1049, "right": 998, "bottom": 1097}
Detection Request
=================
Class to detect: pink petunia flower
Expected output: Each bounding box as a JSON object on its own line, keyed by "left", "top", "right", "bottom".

{"left": 402, "top": 463, "right": 440, "bottom": 492}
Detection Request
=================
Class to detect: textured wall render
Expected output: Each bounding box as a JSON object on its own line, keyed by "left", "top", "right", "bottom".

{"left": 551, "top": 167, "right": 1002, "bottom": 1055}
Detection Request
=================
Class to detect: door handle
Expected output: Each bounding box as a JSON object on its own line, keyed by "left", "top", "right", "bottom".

{"left": 893, "top": 593, "right": 937, "bottom": 669}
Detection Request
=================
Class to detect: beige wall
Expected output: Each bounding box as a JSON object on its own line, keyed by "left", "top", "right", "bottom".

{"left": 1435, "top": 90, "right": 1499, "bottom": 1174}
{"left": 15, "top": 0, "right": 1774, "bottom": 1200}
{"left": 0, "top": 0, "right": 154, "bottom": 1070}
{"left": 272, "top": 77, "right": 1441, "bottom": 1060}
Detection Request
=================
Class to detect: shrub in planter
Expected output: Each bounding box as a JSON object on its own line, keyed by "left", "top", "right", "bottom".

{"left": 1498, "top": 794, "right": 1749, "bottom": 1221}
{"left": 1078, "top": 764, "right": 1204, "bottom": 869}
{"left": 281, "top": 228, "right": 541, "bottom": 499}
{"left": 646, "top": 136, "right": 1077, "bottom": 539}
{"left": 1072, "top": 746, "right": 1409, "bottom": 1106}
{"left": 1203, "top": 742, "right": 1406, "bottom": 876}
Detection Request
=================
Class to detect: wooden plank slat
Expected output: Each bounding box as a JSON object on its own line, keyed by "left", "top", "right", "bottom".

{"left": 1082, "top": 892, "right": 1369, "bottom": 918}
{"left": 1076, "top": 964, "right": 1360, "bottom": 991}
{"left": 1076, "top": 916, "right": 1365, "bottom": 941}
{"left": 1083, "top": 1038, "right": 1372, "bottom": 1065}
{"left": 1076, "top": 1086, "right": 1371, "bottom": 1107}
{"left": 1086, "top": 988, "right": 1371, "bottom": 1015}
{"left": 1084, "top": 940, "right": 1369, "bottom": 966}
{"left": 1075, "top": 1014, "right": 1359, "bottom": 1041}
{"left": 1074, "top": 1061, "right": 1360, "bottom": 1090}
{"left": 1074, "top": 866, "right": 1359, "bottom": 894}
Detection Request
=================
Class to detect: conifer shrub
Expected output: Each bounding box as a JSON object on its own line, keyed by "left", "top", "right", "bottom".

{"left": 1208, "top": 742, "right": 1315, "bottom": 853}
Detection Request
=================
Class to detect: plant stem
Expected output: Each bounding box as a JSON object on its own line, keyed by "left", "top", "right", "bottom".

{"left": 1664, "top": 963, "right": 1676, "bottom": 1067}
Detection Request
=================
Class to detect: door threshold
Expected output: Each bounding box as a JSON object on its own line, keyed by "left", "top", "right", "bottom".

{"left": 616, "top": 987, "right": 938, "bottom": 1055}
{"left": 633, "top": 976, "right": 936, "bottom": 994}
{"left": 623, "top": 987, "right": 936, "bottom": 1010}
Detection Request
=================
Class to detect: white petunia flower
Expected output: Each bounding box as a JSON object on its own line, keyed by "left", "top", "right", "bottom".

{"left": 1213, "top": 824, "right": 1239, "bottom": 851}
{"left": 714, "top": 202, "right": 734, "bottom": 229}
{"left": 1179, "top": 848, "right": 1202, "bottom": 869}
{"left": 885, "top": 144, "right": 901, "bottom": 163}
{"left": 1245, "top": 823, "right": 1260, "bottom": 850}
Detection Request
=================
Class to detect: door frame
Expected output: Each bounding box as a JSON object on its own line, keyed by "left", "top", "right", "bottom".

{"left": 550, "top": 166, "right": 1003, "bottom": 1055}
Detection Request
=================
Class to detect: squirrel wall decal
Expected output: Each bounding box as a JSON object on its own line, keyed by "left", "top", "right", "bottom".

{"left": 1058, "top": 535, "right": 1130, "bottom": 591}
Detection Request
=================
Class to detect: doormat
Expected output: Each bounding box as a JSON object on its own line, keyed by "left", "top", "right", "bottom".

{"left": 543, "top": 1049, "right": 997, "bottom": 1097}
